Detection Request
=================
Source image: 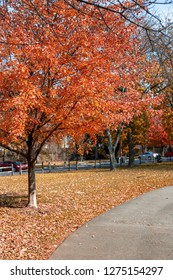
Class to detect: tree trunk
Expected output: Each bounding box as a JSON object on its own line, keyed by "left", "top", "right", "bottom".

{"left": 27, "top": 160, "right": 37, "bottom": 208}
{"left": 109, "top": 151, "right": 116, "bottom": 170}
{"left": 114, "top": 128, "right": 122, "bottom": 152}
{"left": 127, "top": 129, "right": 134, "bottom": 167}
{"left": 27, "top": 133, "right": 37, "bottom": 208}
{"left": 95, "top": 144, "right": 99, "bottom": 160}
{"left": 106, "top": 129, "right": 116, "bottom": 171}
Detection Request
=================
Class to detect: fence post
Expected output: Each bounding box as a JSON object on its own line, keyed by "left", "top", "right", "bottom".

{"left": 42, "top": 161, "right": 44, "bottom": 173}
{"left": 11, "top": 164, "right": 14, "bottom": 176}
{"left": 68, "top": 160, "right": 71, "bottom": 171}
{"left": 76, "top": 159, "right": 78, "bottom": 170}
{"left": 48, "top": 162, "right": 51, "bottom": 172}
{"left": 19, "top": 163, "right": 22, "bottom": 175}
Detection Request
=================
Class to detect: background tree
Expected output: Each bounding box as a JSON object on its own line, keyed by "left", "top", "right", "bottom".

{"left": 65, "top": 0, "right": 173, "bottom": 36}
{"left": 143, "top": 16, "right": 173, "bottom": 149}
{"left": 131, "top": 112, "right": 150, "bottom": 151}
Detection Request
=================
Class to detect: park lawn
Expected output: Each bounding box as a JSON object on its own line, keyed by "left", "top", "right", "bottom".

{"left": 0, "top": 163, "right": 173, "bottom": 260}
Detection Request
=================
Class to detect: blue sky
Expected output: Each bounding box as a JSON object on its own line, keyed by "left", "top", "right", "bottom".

{"left": 150, "top": 2, "right": 173, "bottom": 19}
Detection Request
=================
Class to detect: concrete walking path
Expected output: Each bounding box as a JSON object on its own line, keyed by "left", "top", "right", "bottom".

{"left": 49, "top": 186, "right": 173, "bottom": 260}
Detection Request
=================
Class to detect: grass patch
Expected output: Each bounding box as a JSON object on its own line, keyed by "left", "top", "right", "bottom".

{"left": 0, "top": 163, "right": 173, "bottom": 260}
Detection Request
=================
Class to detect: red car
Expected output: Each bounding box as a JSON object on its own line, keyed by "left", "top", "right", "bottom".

{"left": 164, "top": 151, "right": 173, "bottom": 157}
{"left": 0, "top": 161, "right": 28, "bottom": 172}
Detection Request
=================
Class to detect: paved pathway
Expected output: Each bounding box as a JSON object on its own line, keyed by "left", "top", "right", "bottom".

{"left": 49, "top": 186, "right": 173, "bottom": 260}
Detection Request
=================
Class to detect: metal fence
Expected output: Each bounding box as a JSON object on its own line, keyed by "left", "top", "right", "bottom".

{"left": 0, "top": 156, "right": 173, "bottom": 176}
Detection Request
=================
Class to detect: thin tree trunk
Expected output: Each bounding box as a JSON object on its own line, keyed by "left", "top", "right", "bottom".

{"left": 27, "top": 133, "right": 37, "bottom": 208}
{"left": 127, "top": 129, "right": 134, "bottom": 167}
{"left": 27, "top": 160, "right": 37, "bottom": 208}
{"left": 106, "top": 127, "right": 123, "bottom": 170}
{"left": 106, "top": 129, "right": 116, "bottom": 171}
{"left": 109, "top": 151, "right": 116, "bottom": 170}
{"left": 114, "top": 128, "right": 122, "bottom": 151}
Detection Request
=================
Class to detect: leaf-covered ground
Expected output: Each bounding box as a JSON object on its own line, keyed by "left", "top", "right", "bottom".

{"left": 1, "top": 163, "right": 173, "bottom": 260}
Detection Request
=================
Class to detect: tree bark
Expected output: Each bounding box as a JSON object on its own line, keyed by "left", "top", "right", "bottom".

{"left": 27, "top": 160, "right": 37, "bottom": 208}
{"left": 106, "top": 129, "right": 116, "bottom": 171}
{"left": 127, "top": 129, "right": 134, "bottom": 167}
{"left": 106, "top": 128, "right": 123, "bottom": 170}
{"left": 109, "top": 151, "right": 116, "bottom": 171}
{"left": 27, "top": 133, "right": 37, "bottom": 208}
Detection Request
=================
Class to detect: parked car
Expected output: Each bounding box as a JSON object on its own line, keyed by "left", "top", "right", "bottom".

{"left": 164, "top": 151, "right": 173, "bottom": 157}
{"left": 138, "top": 152, "right": 159, "bottom": 161}
{"left": 0, "top": 161, "right": 27, "bottom": 172}
{"left": 0, "top": 162, "right": 11, "bottom": 171}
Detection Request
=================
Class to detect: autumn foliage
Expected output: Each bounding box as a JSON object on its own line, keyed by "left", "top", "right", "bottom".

{"left": 0, "top": 0, "right": 162, "bottom": 206}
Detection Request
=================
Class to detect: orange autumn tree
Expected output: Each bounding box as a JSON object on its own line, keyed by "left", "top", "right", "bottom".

{"left": 0, "top": 1, "right": 137, "bottom": 207}
{"left": 0, "top": 0, "right": 158, "bottom": 206}
{"left": 67, "top": 52, "right": 162, "bottom": 170}
{"left": 91, "top": 53, "right": 162, "bottom": 169}
{"left": 148, "top": 110, "right": 169, "bottom": 148}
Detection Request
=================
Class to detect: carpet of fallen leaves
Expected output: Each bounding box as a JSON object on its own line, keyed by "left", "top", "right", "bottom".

{"left": 1, "top": 163, "right": 173, "bottom": 260}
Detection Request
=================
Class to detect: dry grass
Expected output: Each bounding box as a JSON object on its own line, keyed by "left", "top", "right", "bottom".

{"left": 1, "top": 163, "right": 173, "bottom": 260}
